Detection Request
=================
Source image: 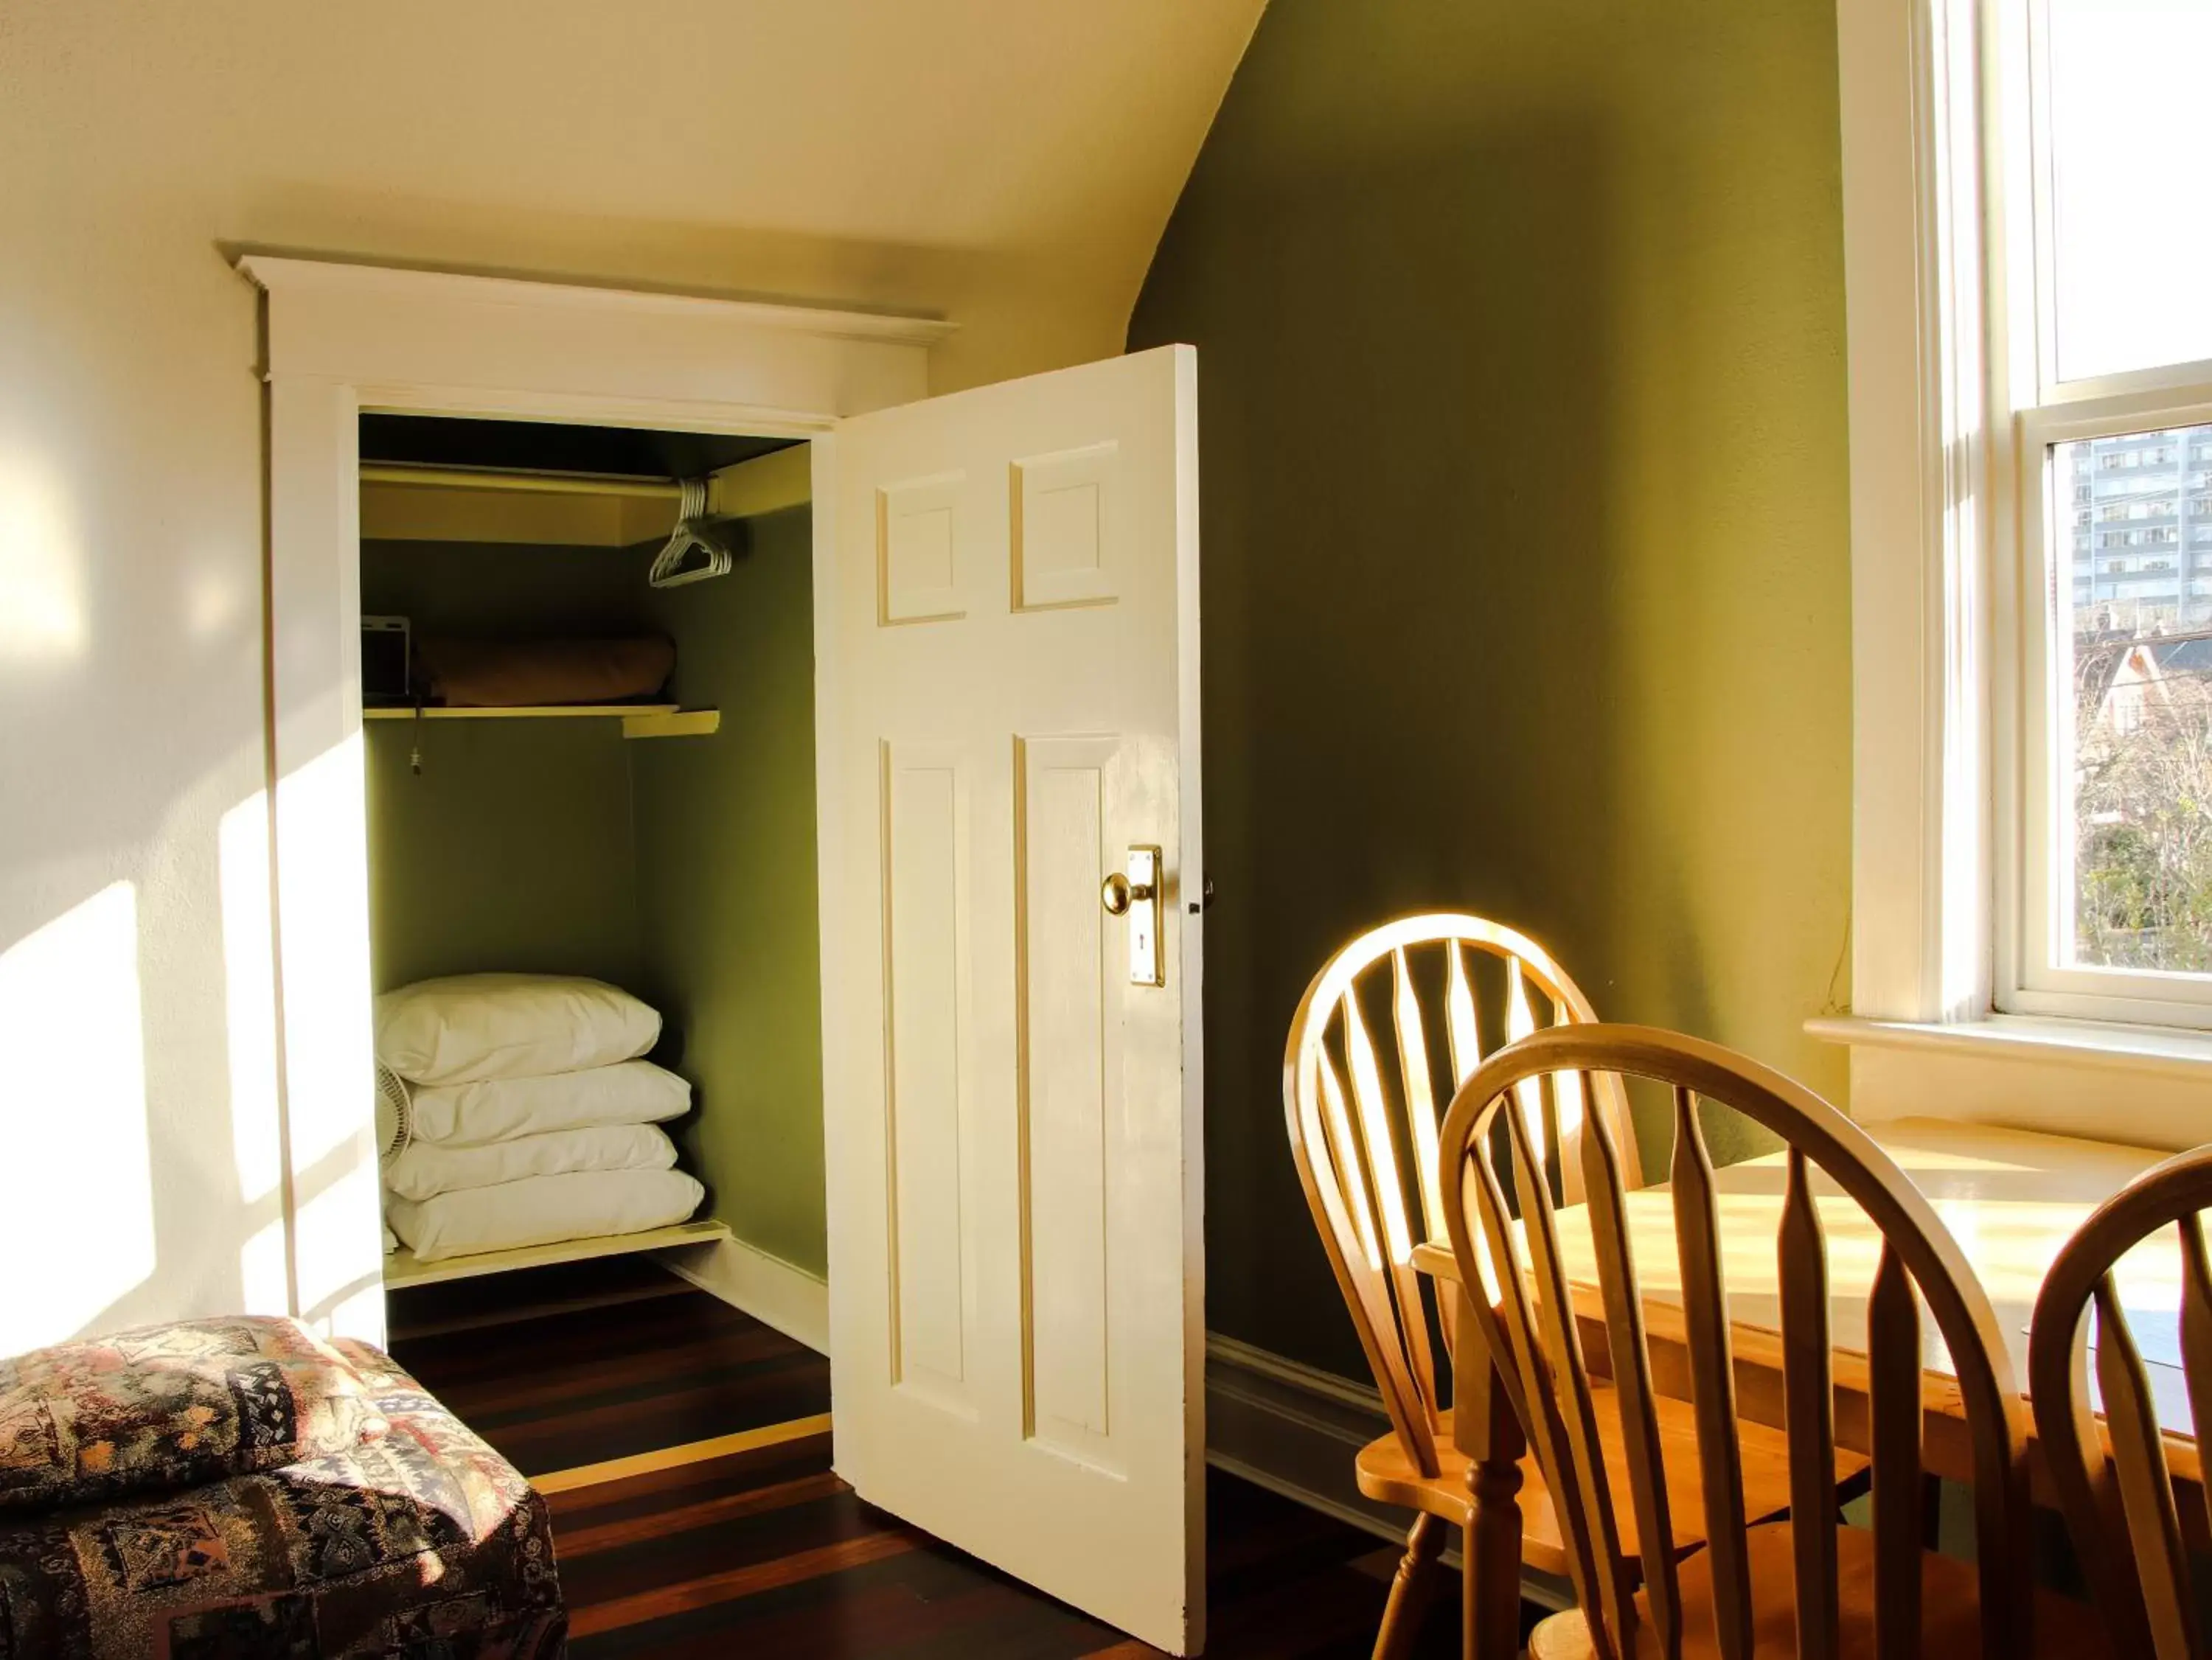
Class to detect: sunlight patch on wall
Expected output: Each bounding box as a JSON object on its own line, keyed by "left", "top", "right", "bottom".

{"left": 278, "top": 731, "right": 377, "bottom": 1173}
{"left": 221, "top": 790, "right": 284, "bottom": 1206}
{"left": 272, "top": 730, "right": 384, "bottom": 1343}
{"left": 221, "top": 790, "right": 293, "bottom": 1314}
{"left": 238, "top": 1218, "right": 292, "bottom": 1315}
{"left": 0, "top": 882, "right": 154, "bottom": 1350}
{"left": 0, "top": 456, "right": 85, "bottom": 663}
{"left": 294, "top": 1162, "right": 384, "bottom": 1345}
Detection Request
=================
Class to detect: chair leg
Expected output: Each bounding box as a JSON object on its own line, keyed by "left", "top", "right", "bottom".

{"left": 1372, "top": 1513, "right": 1446, "bottom": 1660}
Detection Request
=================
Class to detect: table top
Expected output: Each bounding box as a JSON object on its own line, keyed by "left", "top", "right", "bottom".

{"left": 1411, "top": 1115, "right": 2191, "bottom": 1447}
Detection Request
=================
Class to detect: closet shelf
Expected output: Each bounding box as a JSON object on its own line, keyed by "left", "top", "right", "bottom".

{"left": 382, "top": 1218, "right": 734, "bottom": 1288}
{"left": 363, "top": 705, "right": 720, "bottom": 739}
{"left": 366, "top": 703, "right": 672, "bottom": 720}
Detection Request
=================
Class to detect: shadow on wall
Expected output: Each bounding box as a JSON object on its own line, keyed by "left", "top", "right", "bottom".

{"left": 1139, "top": 120, "right": 1627, "bottom": 1378}
{"left": 1131, "top": 27, "right": 1852, "bottom": 1373}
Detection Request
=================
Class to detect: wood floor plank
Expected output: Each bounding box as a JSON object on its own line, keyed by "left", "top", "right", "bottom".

{"left": 570, "top": 1527, "right": 922, "bottom": 1637}
{"left": 533, "top": 1416, "right": 835, "bottom": 1493}
{"left": 421, "top": 1327, "right": 798, "bottom": 1413}
{"left": 555, "top": 1471, "right": 846, "bottom": 1556}
{"left": 468, "top": 1353, "right": 826, "bottom": 1435}
{"left": 558, "top": 1488, "right": 891, "bottom": 1605}
{"left": 487, "top": 1380, "right": 831, "bottom": 1472}
{"left": 544, "top": 1434, "right": 833, "bottom": 1521}
{"left": 566, "top": 1551, "right": 995, "bottom": 1660}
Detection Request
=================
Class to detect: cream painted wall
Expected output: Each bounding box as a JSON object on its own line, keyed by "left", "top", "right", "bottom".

{"left": 0, "top": 0, "right": 1262, "bottom": 1354}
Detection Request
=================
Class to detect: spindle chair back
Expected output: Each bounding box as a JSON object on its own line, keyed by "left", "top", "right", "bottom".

{"left": 1284, "top": 913, "right": 1638, "bottom": 1477}
{"left": 1441, "top": 1024, "right": 2033, "bottom": 1660}
{"left": 2030, "top": 1143, "right": 2212, "bottom": 1660}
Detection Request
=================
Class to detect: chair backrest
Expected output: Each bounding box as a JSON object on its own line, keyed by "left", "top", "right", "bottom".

{"left": 1281, "top": 913, "right": 1639, "bottom": 1482}
{"left": 1438, "top": 1023, "right": 2030, "bottom": 1660}
{"left": 2029, "top": 1144, "right": 2212, "bottom": 1660}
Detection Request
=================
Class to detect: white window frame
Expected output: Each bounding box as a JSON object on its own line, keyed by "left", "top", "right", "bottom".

{"left": 1818, "top": 0, "right": 2212, "bottom": 1146}
{"left": 2011, "top": 392, "right": 2212, "bottom": 1025}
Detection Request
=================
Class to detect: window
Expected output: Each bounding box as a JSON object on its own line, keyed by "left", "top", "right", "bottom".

{"left": 2008, "top": 0, "right": 2212, "bottom": 1026}
{"left": 1829, "top": 0, "right": 2212, "bottom": 1140}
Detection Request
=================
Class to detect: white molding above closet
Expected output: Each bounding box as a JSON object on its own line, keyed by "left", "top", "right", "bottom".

{"left": 243, "top": 256, "right": 951, "bottom": 431}
{"left": 241, "top": 253, "right": 946, "bottom": 1347}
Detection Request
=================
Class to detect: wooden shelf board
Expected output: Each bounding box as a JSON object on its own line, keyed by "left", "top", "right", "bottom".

{"left": 383, "top": 1218, "right": 733, "bottom": 1288}
{"left": 623, "top": 708, "right": 720, "bottom": 739}
{"left": 364, "top": 704, "right": 680, "bottom": 721}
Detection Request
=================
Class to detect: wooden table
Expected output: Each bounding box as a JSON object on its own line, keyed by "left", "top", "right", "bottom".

{"left": 1409, "top": 1116, "right": 2188, "bottom": 1653}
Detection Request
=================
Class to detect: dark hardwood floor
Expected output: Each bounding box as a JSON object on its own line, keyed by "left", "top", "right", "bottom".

{"left": 390, "top": 1259, "right": 829, "bottom": 1476}
{"left": 389, "top": 1258, "right": 1521, "bottom": 1658}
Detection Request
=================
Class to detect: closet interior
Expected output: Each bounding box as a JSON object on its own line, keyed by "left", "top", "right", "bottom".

{"left": 358, "top": 414, "right": 827, "bottom": 1292}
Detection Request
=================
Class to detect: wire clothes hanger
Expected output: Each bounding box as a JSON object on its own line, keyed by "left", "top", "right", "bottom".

{"left": 648, "top": 478, "right": 740, "bottom": 588}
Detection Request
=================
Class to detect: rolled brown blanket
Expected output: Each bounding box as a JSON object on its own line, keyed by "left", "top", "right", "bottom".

{"left": 417, "top": 634, "right": 675, "bottom": 706}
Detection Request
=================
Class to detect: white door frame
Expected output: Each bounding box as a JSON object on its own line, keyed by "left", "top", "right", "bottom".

{"left": 240, "top": 254, "right": 950, "bottom": 1345}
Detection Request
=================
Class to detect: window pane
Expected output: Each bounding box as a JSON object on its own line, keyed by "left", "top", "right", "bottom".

{"left": 2059, "top": 422, "right": 2212, "bottom": 972}
{"left": 2047, "top": 0, "right": 2212, "bottom": 383}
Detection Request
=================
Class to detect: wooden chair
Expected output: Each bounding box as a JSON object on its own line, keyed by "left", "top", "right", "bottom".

{"left": 1282, "top": 918, "right": 1826, "bottom": 1659}
{"left": 2030, "top": 1143, "right": 2212, "bottom": 1660}
{"left": 1437, "top": 1022, "right": 2108, "bottom": 1659}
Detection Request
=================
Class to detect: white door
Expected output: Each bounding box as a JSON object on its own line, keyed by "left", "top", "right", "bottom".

{"left": 818, "top": 344, "right": 1204, "bottom": 1653}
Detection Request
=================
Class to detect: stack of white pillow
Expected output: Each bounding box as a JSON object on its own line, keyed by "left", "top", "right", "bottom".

{"left": 374, "top": 974, "right": 705, "bottom": 1262}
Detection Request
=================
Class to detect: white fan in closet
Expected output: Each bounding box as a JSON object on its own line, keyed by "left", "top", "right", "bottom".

{"left": 374, "top": 1063, "right": 414, "bottom": 1163}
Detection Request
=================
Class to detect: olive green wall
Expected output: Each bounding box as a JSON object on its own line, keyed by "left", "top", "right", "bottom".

{"left": 360, "top": 526, "right": 828, "bottom": 1277}
{"left": 1129, "top": 0, "right": 1854, "bottom": 1375}
{"left": 365, "top": 720, "right": 643, "bottom": 992}
{"left": 633, "top": 508, "right": 828, "bottom": 1277}
{"left": 361, "top": 542, "right": 654, "bottom": 993}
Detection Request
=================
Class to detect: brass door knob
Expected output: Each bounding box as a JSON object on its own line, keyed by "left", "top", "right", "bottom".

{"left": 1101, "top": 873, "right": 1133, "bottom": 916}
{"left": 1101, "top": 871, "right": 1156, "bottom": 916}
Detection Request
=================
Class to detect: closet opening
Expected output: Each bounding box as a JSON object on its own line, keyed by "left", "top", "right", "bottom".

{"left": 355, "top": 412, "right": 824, "bottom": 1305}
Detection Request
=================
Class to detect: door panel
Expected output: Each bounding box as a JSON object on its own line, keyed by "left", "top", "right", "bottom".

{"left": 880, "top": 742, "right": 975, "bottom": 1407}
{"left": 1013, "top": 442, "right": 1121, "bottom": 610}
{"left": 878, "top": 474, "right": 967, "bottom": 624}
{"left": 1017, "top": 733, "right": 1118, "bottom": 1463}
{"left": 821, "top": 346, "right": 1203, "bottom": 1653}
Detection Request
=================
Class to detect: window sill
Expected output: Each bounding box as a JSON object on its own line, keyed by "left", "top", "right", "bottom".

{"left": 1804, "top": 1014, "right": 2212, "bottom": 1149}
{"left": 1807, "top": 1013, "right": 2212, "bottom": 1080}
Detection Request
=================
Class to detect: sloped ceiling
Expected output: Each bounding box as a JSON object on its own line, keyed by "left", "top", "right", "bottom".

{"left": 1, "top": 0, "right": 1266, "bottom": 388}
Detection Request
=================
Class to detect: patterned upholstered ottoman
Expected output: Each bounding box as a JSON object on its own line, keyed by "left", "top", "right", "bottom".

{"left": 0, "top": 1340, "right": 566, "bottom": 1659}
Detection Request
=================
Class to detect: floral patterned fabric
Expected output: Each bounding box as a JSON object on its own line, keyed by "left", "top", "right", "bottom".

{"left": 0, "top": 1341, "right": 566, "bottom": 1660}
{"left": 0, "top": 1319, "right": 388, "bottom": 1514}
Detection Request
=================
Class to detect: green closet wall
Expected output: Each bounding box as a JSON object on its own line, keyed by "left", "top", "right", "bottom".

{"left": 633, "top": 506, "right": 827, "bottom": 1278}
{"left": 361, "top": 541, "right": 653, "bottom": 992}
{"left": 365, "top": 720, "right": 644, "bottom": 991}
{"left": 1129, "top": 0, "right": 1854, "bottom": 1377}
{"left": 360, "top": 515, "right": 826, "bottom": 1277}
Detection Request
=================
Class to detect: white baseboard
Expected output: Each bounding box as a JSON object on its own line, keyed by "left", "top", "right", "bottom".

{"left": 660, "top": 1234, "right": 830, "bottom": 1354}
{"left": 1203, "top": 1333, "right": 1408, "bottom": 1544}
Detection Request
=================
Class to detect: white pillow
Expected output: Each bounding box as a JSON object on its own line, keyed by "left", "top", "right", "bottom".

{"left": 407, "top": 1061, "right": 691, "bottom": 1146}
{"left": 385, "top": 1168, "right": 705, "bottom": 1262}
{"left": 375, "top": 974, "right": 661, "bottom": 1085}
{"left": 383, "top": 1123, "right": 678, "bottom": 1202}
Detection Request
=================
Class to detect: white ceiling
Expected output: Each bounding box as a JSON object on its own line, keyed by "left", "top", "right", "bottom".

{"left": 1, "top": 0, "right": 1267, "bottom": 386}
